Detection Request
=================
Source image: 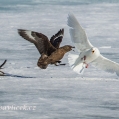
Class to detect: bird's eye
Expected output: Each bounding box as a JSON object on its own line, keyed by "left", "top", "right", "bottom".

{"left": 92, "top": 50, "right": 95, "bottom": 53}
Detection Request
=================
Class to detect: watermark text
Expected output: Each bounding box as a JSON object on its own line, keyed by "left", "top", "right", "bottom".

{"left": 0, "top": 105, "right": 36, "bottom": 111}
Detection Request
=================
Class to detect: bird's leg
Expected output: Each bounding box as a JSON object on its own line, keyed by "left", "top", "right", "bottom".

{"left": 54, "top": 62, "right": 66, "bottom": 66}
{"left": 83, "top": 56, "right": 86, "bottom": 61}
{"left": 56, "top": 61, "right": 66, "bottom": 65}
{"left": 59, "top": 63, "right": 66, "bottom": 65}
{"left": 57, "top": 61, "right": 61, "bottom": 63}
{"left": 81, "top": 55, "right": 86, "bottom": 61}
{"left": 83, "top": 62, "right": 88, "bottom": 68}
{"left": 84, "top": 63, "right": 88, "bottom": 68}
{"left": 54, "top": 62, "right": 59, "bottom": 66}
{"left": 82, "top": 55, "right": 89, "bottom": 68}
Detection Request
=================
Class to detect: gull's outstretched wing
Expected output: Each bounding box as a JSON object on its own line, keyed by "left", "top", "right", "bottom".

{"left": 18, "top": 29, "right": 56, "bottom": 55}
{"left": 67, "top": 13, "right": 93, "bottom": 52}
{"left": 92, "top": 55, "right": 119, "bottom": 76}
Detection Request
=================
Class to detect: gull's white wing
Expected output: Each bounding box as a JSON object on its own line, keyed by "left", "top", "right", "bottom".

{"left": 67, "top": 13, "right": 93, "bottom": 52}
{"left": 92, "top": 55, "right": 119, "bottom": 76}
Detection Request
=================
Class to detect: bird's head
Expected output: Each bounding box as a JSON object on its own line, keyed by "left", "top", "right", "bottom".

{"left": 91, "top": 47, "right": 100, "bottom": 56}
{"left": 91, "top": 47, "right": 95, "bottom": 53}
{"left": 63, "top": 45, "right": 75, "bottom": 52}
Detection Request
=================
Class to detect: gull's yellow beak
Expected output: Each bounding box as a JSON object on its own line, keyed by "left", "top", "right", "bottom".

{"left": 92, "top": 50, "right": 95, "bottom": 53}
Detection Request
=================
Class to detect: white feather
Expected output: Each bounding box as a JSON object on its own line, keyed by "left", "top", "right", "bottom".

{"left": 68, "top": 53, "right": 85, "bottom": 74}
{"left": 24, "top": 30, "right": 36, "bottom": 41}
{"left": 67, "top": 13, "right": 119, "bottom": 77}
{"left": 92, "top": 55, "right": 119, "bottom": 76}
{"left": 67, "top": 13, "right": 93, "bottom": 52}
{"left": 73, "top": 63, "right": 85, "bottom": 74}
{"left": 68, "top": 53, "right": 79, "bottom": 67}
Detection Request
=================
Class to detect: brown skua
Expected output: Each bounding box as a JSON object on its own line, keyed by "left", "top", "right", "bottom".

{"left": 18, "top": 29, "right": 74, "bottom": 69}
{"left": 37, "top": 45, "right": 74, "bottom": 69}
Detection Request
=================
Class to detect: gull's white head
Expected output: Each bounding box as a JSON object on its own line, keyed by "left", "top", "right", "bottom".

{"left": 90, "top": 47, "right": 100, "bottom": 59}
{"left": 85, "top": 47, "right": 100, "bottom": 63}
{"left": 91, "top": 47, "right": 100, "bottom": 55}
{"left": 91, "top": 47, "right": 100, "bottom": 54}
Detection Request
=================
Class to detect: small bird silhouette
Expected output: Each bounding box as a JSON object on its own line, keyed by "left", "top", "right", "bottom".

{"left": 0, "top": 60, "right": 7, "bottom": 76}
{"left": 18, "top": 29, "right": 74, "bottom": 69}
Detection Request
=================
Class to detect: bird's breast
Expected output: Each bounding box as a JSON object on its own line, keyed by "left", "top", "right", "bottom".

{"left": 82, "top": 48, "right": 100, "bottom": 63}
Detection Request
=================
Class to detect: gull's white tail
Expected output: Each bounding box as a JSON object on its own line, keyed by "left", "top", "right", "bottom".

{"left": 68, "top": 53, "right": 85, "bottom": 74}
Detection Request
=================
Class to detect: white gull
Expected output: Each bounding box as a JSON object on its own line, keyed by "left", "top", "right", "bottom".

{"left": 67, "top": 13, "right": 119, "bottom": 76}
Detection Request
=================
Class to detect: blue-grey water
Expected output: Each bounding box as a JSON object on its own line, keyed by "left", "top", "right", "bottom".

{"left": 0, "top": 0, "right": 119, "bottom": 119}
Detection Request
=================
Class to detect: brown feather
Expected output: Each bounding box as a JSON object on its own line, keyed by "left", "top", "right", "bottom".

{"left": 18, "top": 29, "right": 56, "bottom": 55}
{"left": 50, "top": 29, "right": 64, "bottom": 48}
{"left": 37, "top": 45, "right": 74, "bottom": 69}
{"left": 18, "top": 29, "right": 74, "bottom": 69}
